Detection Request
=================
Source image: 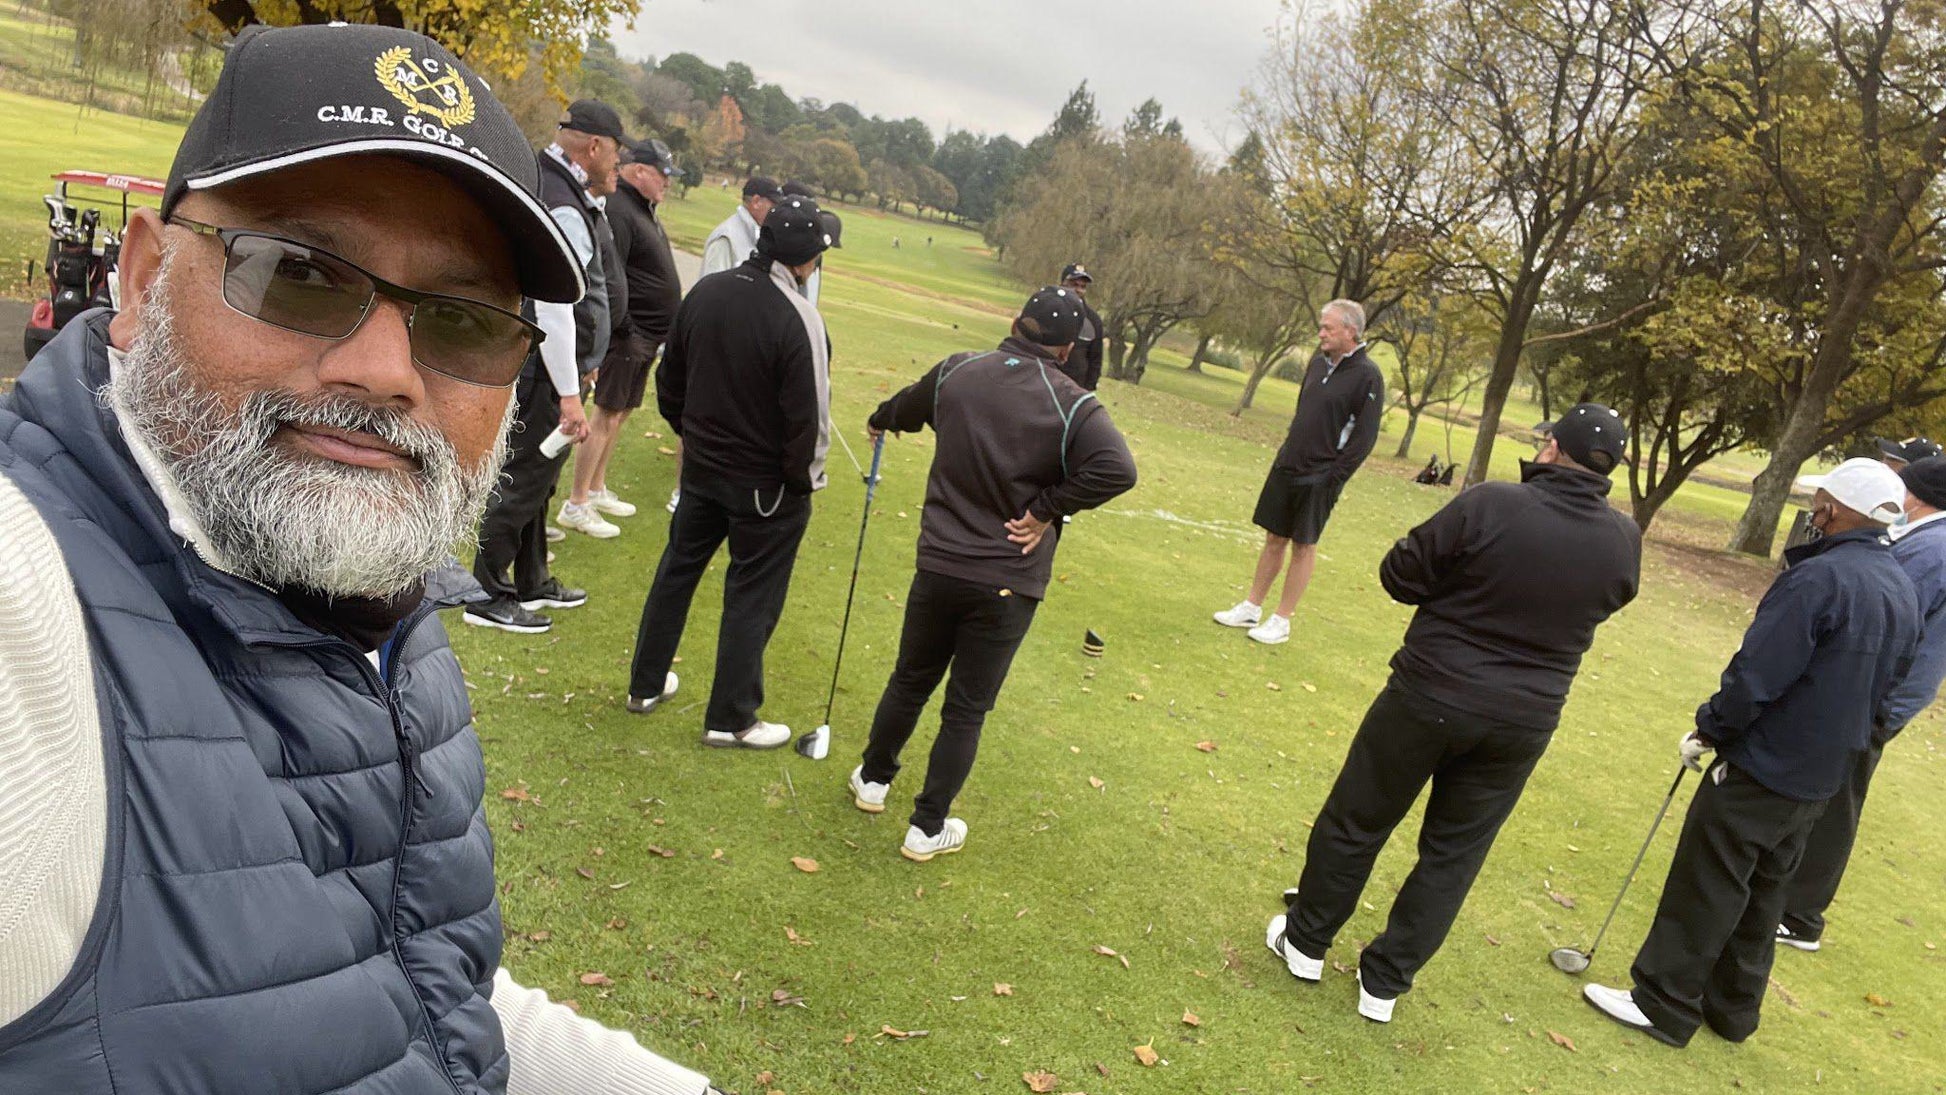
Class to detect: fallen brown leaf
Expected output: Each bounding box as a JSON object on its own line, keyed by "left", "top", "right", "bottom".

{"left": 646, "top": 845, "right": 676, "bottom": 859}
{"left": 574, "top": 867, "right": 595, "bottom": 880}
{"left": 1022, "top": 1070, "right": 1060, "bottom": 1092}
{"left": 1088, "top": 776, "right": 1105, "bottom": 790}
{"left": 1266, "top": 682, "right": 1282, "bottom": 692}
{"left": 880, "top": 1025, "right": 928, "bottom": 1040}
{"left": 1093, "top": 944, "right": 1131, "bottom": 969}
{"left": 1546, "top": 1030, "right": 1577, "bottom": 1052}
{"left": 1128, "top": 692, "right": 1145, "bottom": 701}
{"left": 785, "top": 926, "right": 814, "bottom": 946}
{"left": 1546, "top": 891, "right": 1577, "bottom": 910}
{"left": 1195, "top": 740, "right": 1218, "bottom": 753}
{"left": 994, "top": 982, "right": 1015, "bottom": 996}
{"left": 579, "top": 971, "right": 614, "bottom": 986}
{"left": 1485, "top": 934, "right": 1501, "bottom": 947}
{"left": 526, "top": 930, "right": 551, "bottom": 943}
{"left": 1134, "top": 1042, "right": 1160, "bottom": 1067}
{"left": 1866, "top": 992, "right": 1892, "bottom": 1007}
{"left": 792, "top": 856, "right": 820, "bottom": 873}
{"left": 1182, "top": 1010, "right": 1202, "bottom": 1027}
{"left": 604, "top": 918, "right": 626, "bottom": 930}
{"left": 1300, "top": 682, "right": 1318, "bottom": 693}
{"left": 499, "top": 785, "right": 532, "bottom": 802}
{"left": 656, "top": 446, "right": 677, "bottom": 456}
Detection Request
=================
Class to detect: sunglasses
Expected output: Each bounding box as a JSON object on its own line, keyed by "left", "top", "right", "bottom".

{"left": 167, "top": 216, "right": 541, "bottom": 388}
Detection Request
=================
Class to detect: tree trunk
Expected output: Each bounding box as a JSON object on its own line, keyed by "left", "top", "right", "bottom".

{"left": 1232, "top": 350, "right": 1280, "bottom": 415}
{"left": 1394, "top": 408, "right": 1420, "bottom": 459}
{"left": 1127, "top": 329, "right": 1159, "bottom": 385}
{"left": 1463, "top": 280, "right": 1543, "bottom": 487}
{"left": 1186, "top": 332, "right": 1212, "bottom": 374}
{"left": 1536, "top": 368, "right": 1553, "bottom": 421}
{"left": 1106, "top": 330, "right": 1129, "bottom": 380}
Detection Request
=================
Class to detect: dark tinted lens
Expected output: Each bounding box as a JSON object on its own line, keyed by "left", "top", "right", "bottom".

{"left": 410, "top": 296, "right": 534, "bottom": 386}
{"left": 222, "top": 233, "right": 372, "bottom": 338}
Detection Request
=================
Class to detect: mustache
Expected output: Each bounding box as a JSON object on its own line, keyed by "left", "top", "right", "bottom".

{"left": 240, "top": 390, "right": 448, "bottom": 470}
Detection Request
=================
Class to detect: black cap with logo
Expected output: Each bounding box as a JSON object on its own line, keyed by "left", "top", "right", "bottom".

{"left": 1539, "top": 403, "right": 1628, "bottom": 474}
{"left": 1878, "top": 436, "right": 1942, "bottom": 465}
{"left": 818, "top": 209, "right": 844, "bottom": 250}
{"left": 1900, "top": 455, "right": 1946, "bottom": 510}
{"left": 1016, "top": 285, "right": 1086, "bottom": 347}
{"left": 560, "top": 99, "right": 628, "bottom": 142}
{"left": 622, "top": 137, "right": 677, "bottom": 176}
{"left": 757, "top": 196, "right": 832, "bottom": 266}
{"left": 1061, "top": 263, "right": 1093, "bottom": 283}
{"left": 162, "top": 23, "right": 582, "bottom": 303}
{"left": 743, "top": 176, "right": 785, "bottom": 202}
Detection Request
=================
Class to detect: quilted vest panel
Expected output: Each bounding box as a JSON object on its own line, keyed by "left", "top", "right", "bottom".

{"left": 0, "top": 314, "right": 508, "bottom": 1095}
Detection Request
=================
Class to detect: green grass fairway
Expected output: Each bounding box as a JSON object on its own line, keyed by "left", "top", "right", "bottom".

{"left": 3, "top": 88, "right": 1939, "bottom": 1095}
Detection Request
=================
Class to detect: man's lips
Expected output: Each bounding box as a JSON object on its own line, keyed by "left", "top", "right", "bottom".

{"left": 280, "top": 424, "right": 417, "bottom": 470}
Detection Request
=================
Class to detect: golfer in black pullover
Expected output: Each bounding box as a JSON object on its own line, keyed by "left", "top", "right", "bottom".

{"left": 1268, "top": 404, "right": 1641, "bottom": 1023}
{"left": 627, "top": 198, "right": 833, "bottom": 749}
{"left": 849, "top": 287, "right": 1138, "bottom": 862}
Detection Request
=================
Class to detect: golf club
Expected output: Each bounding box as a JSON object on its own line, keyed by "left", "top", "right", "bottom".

{"left": 796, "top": 432, "right": 886, "bottom": 760}
{"left": 1549, "top": 766, "right": 1687, "bottom": 974}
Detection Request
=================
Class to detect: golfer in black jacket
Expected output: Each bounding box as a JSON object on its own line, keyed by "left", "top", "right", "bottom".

{"left": 849, "top": 287, "right": 1138, "bottom": 861}
{"left": 626, "top": 198, "right": 833, "bottom": 749}
{"left": 1213, "top": 300, "right": 1383, "bottom": 645}
{"left": 1058, "top": 263, "right": 1104, "bottom": 391}
{"left": 1268, "top": 404, "right": 1641, "bottom": 1023}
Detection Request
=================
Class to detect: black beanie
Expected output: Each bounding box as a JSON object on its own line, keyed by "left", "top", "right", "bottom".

{"left": 1900, "top": 455, "right": 1946, "bottom": 510}
{"left": 757, "top": 196, "right": 831, "bottom": 266}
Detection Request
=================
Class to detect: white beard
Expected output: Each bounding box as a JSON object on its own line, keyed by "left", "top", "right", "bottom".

{"left": 104, "top": 256, "right": 512, "bottom": 599}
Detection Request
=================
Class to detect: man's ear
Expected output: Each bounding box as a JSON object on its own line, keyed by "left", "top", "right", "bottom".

{"left": 107, "top": 207, "right": 170, "bottom": 351}
{"left": 1053, "top": 343, "right": 1074, "bottom": 364}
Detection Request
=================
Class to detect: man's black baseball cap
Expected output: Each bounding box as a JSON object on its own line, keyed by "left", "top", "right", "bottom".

{"left": 1016, "top": 285, "right": 1086, "bottom": 347}
{"left": 782, "top": 180, "right": 818, "bottom": 199}
{"left": 162, "top": 23, "right": 582, "bottom": 303}
{"left": 743, "top": 176, "right": 784, "bottom": 202}
{"left": 757, "top": 196, "right": 832, "bottom": 266}
{"left": 1900, "top": 455, "right": 1946, "bottom": 510}
{"left": 1877, "top": 436, "right": 1942, "bottom": 464}
{"left": 1061, "top": 263, "right": 1093, "bottom": 283}
{"left": 560, "top": 99, "right": 628, "bottom": 142}
{"left": 818, "top": 209, "right": 844, "bottom": 249}
{"left": 1539, "top": 403, "right": 1628, "bottom": 474}
{"left": 622, "top": 137, "right": 677, "bottom": 176}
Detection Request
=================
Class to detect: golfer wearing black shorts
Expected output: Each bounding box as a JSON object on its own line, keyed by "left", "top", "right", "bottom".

{"left": 849, "top": 287, "right": 1137, "bottom": 862}
{"left": 1212, "top": 300, "right": 1383, "bottom": 645}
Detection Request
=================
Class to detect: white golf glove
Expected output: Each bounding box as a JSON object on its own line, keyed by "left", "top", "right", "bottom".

{"left": 1679, "top": 731, "right": 1714, "bottom": 773}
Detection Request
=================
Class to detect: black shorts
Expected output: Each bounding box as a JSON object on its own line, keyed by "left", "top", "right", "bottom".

{"left": 592, "top": 332, "right": 655, "bottom": 412}
{"left": 1253, "top": 468, "right": 1341, "bottom": 544}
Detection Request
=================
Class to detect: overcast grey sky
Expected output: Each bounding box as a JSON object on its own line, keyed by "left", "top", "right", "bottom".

{"left": 606, "top": 0, "right": 1284, "bottom": 151}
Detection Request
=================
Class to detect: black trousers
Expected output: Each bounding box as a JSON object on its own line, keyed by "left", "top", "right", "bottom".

{"left": 474, "top": 367, "right": 567, "bottom": 602}
{"left": 1630, "top": 762, "right": 1827, "bottom": 1045}
{"left": 628, "top": 478, "right": 810, "bottom": 733}
{"left": 860, "top": 570, "right": 1039, "bottom": 836}
{"left": 1284, "top": 684, "right": 1551, "bottom": 998}
{"left": 1779, "top": 743, "right": 1884, "bottom": 942}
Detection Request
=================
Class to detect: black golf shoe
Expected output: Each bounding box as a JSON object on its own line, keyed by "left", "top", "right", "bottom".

{"left": 520, "top": 579, "right": 587, "bottom": 610}
{"left": 462, "top": 597, "right": 552, "bottom": 634}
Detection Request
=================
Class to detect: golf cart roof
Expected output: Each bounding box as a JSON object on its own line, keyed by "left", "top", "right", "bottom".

{"left": 51, "top": 171, "right": 165, "bottom": 196}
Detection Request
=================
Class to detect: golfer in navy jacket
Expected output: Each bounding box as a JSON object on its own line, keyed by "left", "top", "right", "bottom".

{"left": 1586, "top": 458, "right": 1920, "bottom": 1048}
{"left": 1776, "top": 454, "right": 1946, "bottom": 950}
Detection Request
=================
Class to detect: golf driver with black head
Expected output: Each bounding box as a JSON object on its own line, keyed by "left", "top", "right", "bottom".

{"left": 1549, "top": 767, "right": 1685, "bottom": 974}
{"left": 796, "top": 433, "right": 885, "bottom": 759}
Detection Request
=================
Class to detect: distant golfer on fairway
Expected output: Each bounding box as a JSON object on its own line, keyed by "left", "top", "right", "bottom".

{"left": 1585, "top": 458, "right": 1919, "bottom": 1048}
{"left": 1268, "top": 405, "right": 1641, "bottom": 1023}
{"left": 1212, "top": 299, "right": 1383, "bottom": 645}
{"left": 849, "top": 287, "right": 1138, "bottom": 861}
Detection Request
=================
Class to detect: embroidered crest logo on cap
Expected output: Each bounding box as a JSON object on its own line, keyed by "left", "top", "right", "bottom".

{"left": 374, "top": 46, "right": 476, "bottom": 129}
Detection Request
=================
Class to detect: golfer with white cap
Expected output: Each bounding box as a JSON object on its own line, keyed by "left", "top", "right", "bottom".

{"left": 1585, "top": 458, "right": 1920, "bottom": 1048}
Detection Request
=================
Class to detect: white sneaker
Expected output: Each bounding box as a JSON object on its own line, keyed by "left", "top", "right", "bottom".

{"left": 1264, "top": 913, "right": 1323, "bottom": 982}
{"left": 1775, "top": 923, "right": 1821, "bottom": 952}
{"left": 901, "top": 818, "right": 967, "bottom": 862}
{"left": 626, "top": 672, "right": 679, "bottom": 714}
{"left": 588, "top": 488, "right": 637, "bottom": 517}
{"left": 1583, "top": 983, "right": 1683, "bottom": 1046}
{"left": 702, "top": 719, "right": 790, "bottom": 749}
{"left": 557, "top": 501, "right": 620, "bottom": 539}
{"left": 666, "top": 488, "right": 681, "bottom": 514}
{"left": 850, "top": 766, "right": 889, "bottom": 813}
{"left": 1213, "top": 601, "right": 1262, "bottom": 628}
{"left": 545, "top": 524, "right": 565, "bottom": 543}
{"left": 1356, "top": 971, "right": 1396, "bottom": 1023}
{"left": 1248, "top": 614, "right": 1292, "bottom": 645}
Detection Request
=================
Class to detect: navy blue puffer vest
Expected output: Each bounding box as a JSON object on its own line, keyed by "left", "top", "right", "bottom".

{"left": 0, "top": 313, "right": 508, "bottom": 1094}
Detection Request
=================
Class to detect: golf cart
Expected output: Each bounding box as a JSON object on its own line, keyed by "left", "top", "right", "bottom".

{"left": 22, "top": 171, "right": 165, "bottom": 362}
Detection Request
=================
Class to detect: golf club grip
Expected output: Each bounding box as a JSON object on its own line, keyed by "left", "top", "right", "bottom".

{"left": 864, "top": 433, "right": 885, "bottom": 499}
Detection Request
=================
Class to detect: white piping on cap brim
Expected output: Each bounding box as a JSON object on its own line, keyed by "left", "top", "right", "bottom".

{"left": 186, "top": 138, "right": 586, "bottom": 303}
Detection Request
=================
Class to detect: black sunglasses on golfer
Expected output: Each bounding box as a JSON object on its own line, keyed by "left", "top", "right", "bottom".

{"left": 167, "top": 215, "right": 542, "bottom": 388}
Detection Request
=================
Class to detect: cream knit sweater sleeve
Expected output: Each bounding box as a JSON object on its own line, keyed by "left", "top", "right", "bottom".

{"left": 0, "top": 474, "right": 708, "bottom": 1092}
{"left": 0, "top": 470, "right": 105, "bottom": 1028}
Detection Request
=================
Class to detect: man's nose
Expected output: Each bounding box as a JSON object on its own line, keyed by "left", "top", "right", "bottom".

{"left": 314, "top": 298, "right": 425, "bottom": 409}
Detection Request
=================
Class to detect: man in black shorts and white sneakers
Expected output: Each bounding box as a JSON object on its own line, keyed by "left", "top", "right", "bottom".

{"left": 1213, "top": 299, "right": 1384, "bottom": 644}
